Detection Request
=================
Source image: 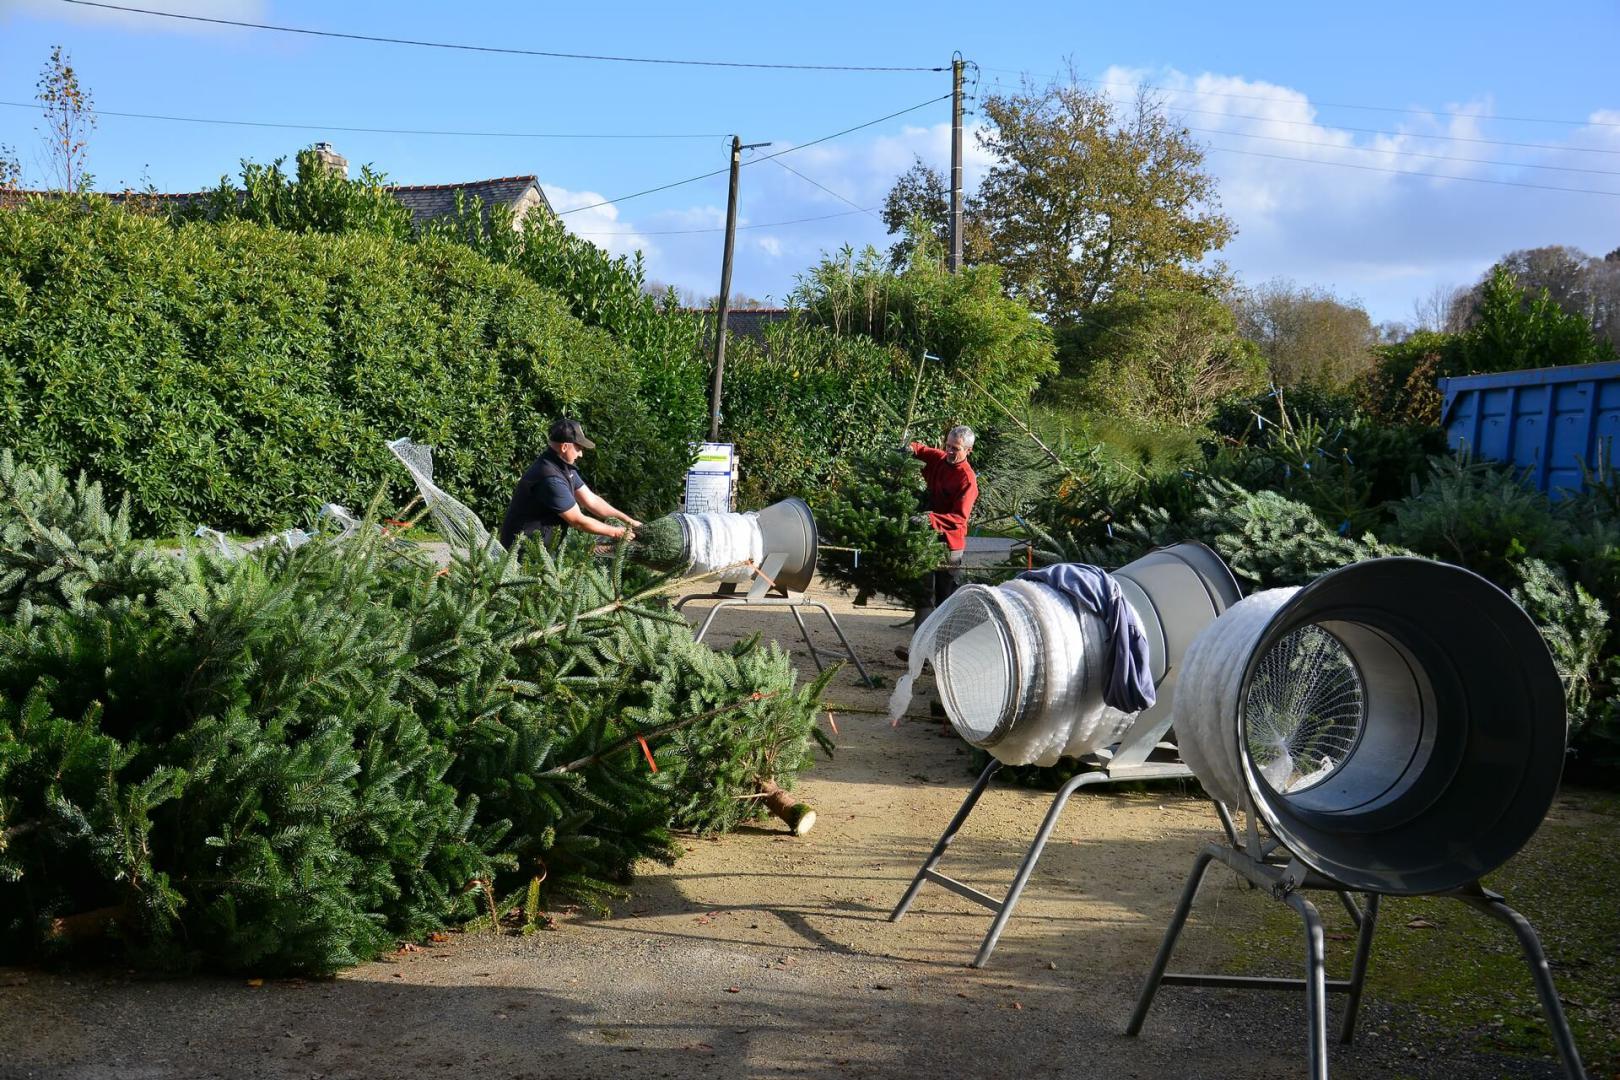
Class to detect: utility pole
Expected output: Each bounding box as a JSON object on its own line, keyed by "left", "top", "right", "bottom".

{"left": 708, "top": 135, "right": 771, "bottom": 442}
{"left": 948, "top": 52, "right": 965, "bottom": 273}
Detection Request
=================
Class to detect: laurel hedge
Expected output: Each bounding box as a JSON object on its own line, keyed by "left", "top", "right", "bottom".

{"left": 0, "top": 197, "right": 688, "bottom": 532}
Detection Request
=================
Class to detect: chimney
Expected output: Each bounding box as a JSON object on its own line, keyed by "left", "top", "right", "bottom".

{"left": 312, "top": 141, "right": 348, "bottom": 179}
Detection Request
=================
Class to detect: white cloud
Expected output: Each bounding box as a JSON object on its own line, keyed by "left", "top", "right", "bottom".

{"left": 544, "top": 183, "right": 656, "bottom": 261}
{"left": 535, "top": 68, "right": 1619, "bottom": 323}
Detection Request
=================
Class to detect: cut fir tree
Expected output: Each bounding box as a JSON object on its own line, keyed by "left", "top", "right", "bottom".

{"left": 812, "top": 451, "right": 941, "bottom": 607}
{"left": 625, "top": 514, "right": 690, "bottom": 571}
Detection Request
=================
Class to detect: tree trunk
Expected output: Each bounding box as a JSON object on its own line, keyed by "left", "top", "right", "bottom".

{"left": 756, "top": 780, "right": 816, "bottom": 836}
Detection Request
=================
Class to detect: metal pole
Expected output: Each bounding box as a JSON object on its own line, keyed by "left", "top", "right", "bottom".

{"left": 948, "top": 54, "right": 964, "bottom": 273}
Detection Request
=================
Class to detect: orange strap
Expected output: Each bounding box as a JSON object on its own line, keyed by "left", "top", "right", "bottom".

{"left": 637, "top": 735, "right": 658, "bottom": 772}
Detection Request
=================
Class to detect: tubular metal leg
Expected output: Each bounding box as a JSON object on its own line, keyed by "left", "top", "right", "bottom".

{"left": 1283, "top": 891, "right": 1332, "bottom": 1080}
{"left": 1335, "top": 890, "right": 1365, "bottom": 930}
{"left": 890, "top": 760, "right": 1002, "bottom": 922}
{"left": 972, "top": 770, "right": 1108, "bottom": 968}
{"left": 1339, "top": 893, "right": 1379, "bottom": 1044}
{"left": 806, "top": 601, "right": 877, "bottom": 687}
{"left": 1126, "top": 846, "right": 1217, "bottom": 1036}
{"left": 691, "top": 599, "right": 742, "bottom": 644}
{"left": 788, "top": 604, "right": 825, "bottom": 674}
{"left": 1458, "top": 893, "right": 1588, "bottom": 1080}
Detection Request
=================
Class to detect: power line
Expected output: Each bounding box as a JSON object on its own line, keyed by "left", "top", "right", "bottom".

{"left": 571, "top": 205, "right": 878, "bottom": 236}
{"left": 759, "top": 153, "right": 878, "bottom": 218}
{"left": 62, "top": 0, "right": 946, "bottom": 71}
{"left": 978, "top": 64, "right": 1620, "bottom": 129}
{"left": 1167, "top": 103, "right": 1620, "bottom": 156}
{"left": 0, "top": 99, "right": 721, "bottom": 140}
{"left": 1203, "top": 142, "right": 1620, "bottom": 197}
{"left": 557, "top": 93, "right": 950, "bottom": 216}
{"left": 1183, "top": 125, "right": 1620, "bottom": 177}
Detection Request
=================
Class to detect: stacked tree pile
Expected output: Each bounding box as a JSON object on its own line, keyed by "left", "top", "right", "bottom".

{"left": 0, "top": 452, "right": 831, "bottom": 975}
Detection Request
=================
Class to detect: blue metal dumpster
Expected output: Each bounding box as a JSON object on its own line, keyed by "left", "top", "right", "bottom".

{"left": 1438, "top": 360, "right": 1620, "bottom": 497}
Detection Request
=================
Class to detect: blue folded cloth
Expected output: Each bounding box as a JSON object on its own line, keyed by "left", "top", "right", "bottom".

{"left": 1017, "top": 562, "right": 1157, "bottom": 713}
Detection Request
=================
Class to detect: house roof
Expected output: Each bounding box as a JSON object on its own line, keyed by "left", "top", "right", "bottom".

{"left": 1, "top": 174, "right": 554, "bottom": 226}
{"left": 722, "top": 308, "right": 793, "bottom": 339}
{"left": 388, "top": 175, "right": 552, "bottom": 227}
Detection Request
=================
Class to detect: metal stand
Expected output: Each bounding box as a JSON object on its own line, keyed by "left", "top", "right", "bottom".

{"left": 1126, "top": 840, "right": 1587, "bottom": 1080}
{"left": 889, "top": 724, "right": 1240, "bottom": 967}
{"left": 674, "top": 552, "right": 876, "bottom": 687}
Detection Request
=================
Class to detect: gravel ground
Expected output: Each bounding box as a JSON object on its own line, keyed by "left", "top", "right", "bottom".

{"left": 2, "top": 576, "right": 1578, "bottom": 1080}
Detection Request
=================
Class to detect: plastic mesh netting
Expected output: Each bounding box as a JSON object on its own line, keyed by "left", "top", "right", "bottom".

{"left": 889, "top": 580, "right": 1135, "bottom": 766}
{"left": 1242, "top": 624, "right": 1365, "bottom": 794}
{"left": 386, "top": 438, "right": 498, "bottom": 557}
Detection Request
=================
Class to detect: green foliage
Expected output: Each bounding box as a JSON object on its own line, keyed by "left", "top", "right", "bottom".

{"left": 811, "top": 452, "right": 940, "bottom": 607}
{"left": 1051, "top": 290, "right": 1267, "bottom": 427}
{"left": 183, "top": 149, "right": 414, "bottom": 241}
{"left": 0, "top": 452, "right": 827, "bottom": 974}
{"left": 972, "top": 77, "right": 1234, "bottom": 318}
{"left": 1383, "top": 456, "right": 1572, "bottom": 582}
{"left": 1510, "top": 559, "right": 1609, "bottom": 744}
{"left": 625, "top": 514, "right": 688, "bottom": 571}
{"left": 0, "top": 198, "right": 682, "bottom": 531}
{"left": 1360, "top": 268, "right": 1615, "bottom": 426}
{"left": 1460, "top": 265, "right": 1617, "bottom": 373}
{"left": 790, "top": 237, "right": 1056, "bottom": 422}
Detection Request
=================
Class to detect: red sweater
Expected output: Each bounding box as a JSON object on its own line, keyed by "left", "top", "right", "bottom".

{"left": 910, "top": 443, "right": 978, "bottom": 551}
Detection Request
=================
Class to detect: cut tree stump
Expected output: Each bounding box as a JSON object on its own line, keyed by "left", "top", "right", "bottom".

{"left": 757, "top": 780, "right": 816, "bottom": 836}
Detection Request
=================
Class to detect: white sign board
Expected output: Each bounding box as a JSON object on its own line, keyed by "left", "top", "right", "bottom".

{"left": 684, "top": 442, "right": 735, "bottom": 513}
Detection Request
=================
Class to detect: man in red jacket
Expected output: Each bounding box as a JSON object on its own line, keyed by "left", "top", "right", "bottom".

{"left": 909, "top": 424, "right": 978, "bottom": 619}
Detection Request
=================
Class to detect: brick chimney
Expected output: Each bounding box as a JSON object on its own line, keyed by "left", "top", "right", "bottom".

{"left": 311, "top": 141, "right": 348, "bottom": 179}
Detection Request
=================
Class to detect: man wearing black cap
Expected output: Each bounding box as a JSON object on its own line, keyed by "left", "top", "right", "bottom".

{"left": 498, "top": 418, "right": 643, "bottom": 550}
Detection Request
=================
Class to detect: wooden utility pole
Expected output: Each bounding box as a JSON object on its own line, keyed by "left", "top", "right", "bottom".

{"left": 948, "top": 53, "right": 965, "bottom": 273}
{"left": 708, "top": 136, "right": 771, "bottom": 442}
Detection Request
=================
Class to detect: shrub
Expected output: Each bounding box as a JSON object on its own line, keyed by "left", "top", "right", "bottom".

{"left": 0, "top": 199, "right": 683, "bottom": 531}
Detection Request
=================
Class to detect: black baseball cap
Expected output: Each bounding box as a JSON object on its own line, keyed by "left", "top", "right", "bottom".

{"left": 548, "top": 417, "right": 596, "bottom": 449}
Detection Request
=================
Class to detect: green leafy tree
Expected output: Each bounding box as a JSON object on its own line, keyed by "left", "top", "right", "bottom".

{"left": 1460, "top": 264, "right": 1616, "bottom": 372}
{"left": 880, "top": 157, "right": 950, "bottom": 270}
{"left": 972, "top": 75, "right": 1234, "bottom": 320}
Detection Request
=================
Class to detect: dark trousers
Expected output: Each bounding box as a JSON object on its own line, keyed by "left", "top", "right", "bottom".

{"left": 932, "top": 545, "right": 964, "bottom": 607}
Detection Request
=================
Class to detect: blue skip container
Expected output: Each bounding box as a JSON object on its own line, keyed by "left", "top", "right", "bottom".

{"left": 1438, "top": 360, "right": 1620, "bottom": 498}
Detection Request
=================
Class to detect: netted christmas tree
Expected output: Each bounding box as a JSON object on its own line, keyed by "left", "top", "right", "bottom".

{"left": 0, "top": 450, "right": 829, "bottom": 975}
{"left": 811, "top": 451, "right": 941, "bottom": 606}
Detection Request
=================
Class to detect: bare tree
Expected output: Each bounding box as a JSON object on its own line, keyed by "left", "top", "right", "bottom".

{"left": 1229, "top": 278, "right": 1377, "bottom": 387}
{"left": 36, "top": 45, "right": 96, "bottom": 191}
{"left": 1410, "top": 282, "right": 1472, "bottom": 334}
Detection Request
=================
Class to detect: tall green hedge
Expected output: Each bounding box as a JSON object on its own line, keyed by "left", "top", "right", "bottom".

{"left": 0, "top": 199, "right": 686, "bottom": 532}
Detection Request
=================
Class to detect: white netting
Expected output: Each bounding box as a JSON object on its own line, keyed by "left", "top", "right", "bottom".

{"left": 888, "top": 580, "right": 1135, "bottom": 767}
{"left": 1173, "top": 589, "right": 1371, "bottom": 806}
{"left": 387, "top": 437, "right": 499, "bottom": 558}
{"left": 192, "top": 525, "right": 313, "bottom": 560}
{"left": 676, "top": 511, "right": 764, "bottom": 583}
{"left": 1173, "top": 589, "right": 1297, "bottom": 807}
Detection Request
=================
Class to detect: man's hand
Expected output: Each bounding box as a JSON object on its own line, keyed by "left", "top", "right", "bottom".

{"left": 892, "top": 443, "right": 914, "bottom": 458}
{"left": 909, "top": 512, "right": 931, "bottom": 528}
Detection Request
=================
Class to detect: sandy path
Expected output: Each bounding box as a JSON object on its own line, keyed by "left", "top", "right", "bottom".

{"left": 2, "top": 577, "right": 1563, "bottom": 1079}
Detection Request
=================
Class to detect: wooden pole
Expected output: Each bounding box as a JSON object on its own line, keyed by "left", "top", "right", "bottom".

{"left": 708, "top": 136, "right": 743, "bottom": 442}
{"left": 948, "top": 54, "right": 964, "bottom": 273}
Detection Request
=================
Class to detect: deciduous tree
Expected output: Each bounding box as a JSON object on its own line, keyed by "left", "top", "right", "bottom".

{"left": 1229, "top": 279, "right": 1377, "bottom": 388}
{"left": 35, "top": 45, "right": 95, "bottom": 192}
{"left": 972, "top": 75, "right": 1234, "bottom": 321}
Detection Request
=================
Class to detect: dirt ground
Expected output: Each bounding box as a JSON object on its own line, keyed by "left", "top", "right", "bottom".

{"left": 2, "top": 576, "right": 1576, "bottom": 1079}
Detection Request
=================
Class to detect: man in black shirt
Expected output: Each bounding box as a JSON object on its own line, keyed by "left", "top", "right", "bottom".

{"left": 498, "top": 418, "right": 643, "bottom": 549}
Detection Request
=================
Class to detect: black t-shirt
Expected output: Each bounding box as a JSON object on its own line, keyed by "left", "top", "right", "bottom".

{"left": 499, "top": 448, "right": 585, "bottom": 548}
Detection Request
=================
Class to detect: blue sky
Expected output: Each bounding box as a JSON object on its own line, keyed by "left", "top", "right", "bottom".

{"left": 3, "top": 0, "right": 1618, "bottom": 325}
